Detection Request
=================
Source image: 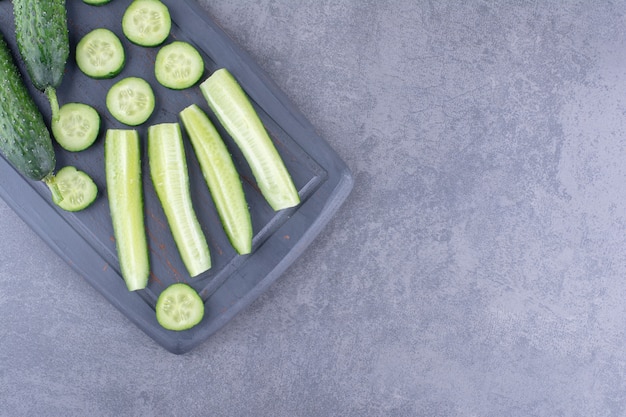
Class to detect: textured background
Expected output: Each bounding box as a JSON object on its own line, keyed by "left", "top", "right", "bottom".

{"left": 3, "top": 1, "right": 626, "bottom": 416}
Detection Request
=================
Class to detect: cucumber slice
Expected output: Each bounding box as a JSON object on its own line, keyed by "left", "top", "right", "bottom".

{"left": 148, "top": 122, "right": 211, "bottom": 277}
{"left": 180, "top": 104, "right": 252, "bottom": 255}
{"left": 105, "top": 129, "right": 149, "bottom": 291}
{"left": 75, "top": 28, "right": 125, "bottom": 79}
{"left": 155, "top": 41, "right": 204, "bottom": 90}
{"left": 51, "top": 103, "right": 100, "bottom": 152}
{"left": 51, "top": 166, "right": 98, "bottom": 212}
{"left": 122, "top": 0, "right": 171, "bottom": 47}
{"left": 106, "top": 76, "right": 155, "bottom": 126}
{"left": 155, "top": 283, "right": 204, "bottom": 331}
{"left": 199, "top": 69, "right": 300, "bottom": 211}
{"left": 83, "top": 0, "right": 112, "bottom": 5}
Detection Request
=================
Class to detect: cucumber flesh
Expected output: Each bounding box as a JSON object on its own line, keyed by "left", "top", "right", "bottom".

{"left": 76, "top": 28, "right": 125, "bottom": 79}
{"left": 105, "top": 129, "right": 149, "bottom": 291}
{"left": 122, "top": 0, "right": 171, "bottom": 47}
{"left": 199, "top": 68, "right": 300, "bottom": 211}
{"left": 179, "top": 104, "right": 252, "bottom": 255}
{"left": 155, "top": 41, "right": 204, "bottom": 90}
{"left": 156, "top": 283, "right": 204, "bottom": 331}
{"left": 51, "top": 103, "right": 100, "bottom": 152}
{"left": 148, "top": 122, "right": 211, "bottom": 277}
{"left": 51, "top": 166, "right": 98, "bottom": 212}
{"left": 106, "top": 77, "right": 155, "bottom": 126}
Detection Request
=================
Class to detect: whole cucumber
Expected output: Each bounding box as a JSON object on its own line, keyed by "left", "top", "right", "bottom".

{"left": 12, "top": 0, "right": 69, "bottom": 93}
{"left": 0, "top": 32, "right": 55, "bottom": 181}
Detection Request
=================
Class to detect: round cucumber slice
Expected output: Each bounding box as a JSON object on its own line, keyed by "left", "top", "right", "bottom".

{"left": 156, "top": 283, "right": 204, "bottom": 331}
{"left": 52, "top": 166, "right": 98, "bottom": 212}
{"left": 75, "top": 28, "right": 125, "bottom": 79}
{"left": 52, "top": 103, "right": 100, "bottom": 152}
{"left": 83, "top": 0, "right": 112, "bottom": 5}
{"left": 155, "top": 41, "right": 204, "bottom": 90}
{"left": 106, "top": 76, "right": 155, "bottom": 126}
{"left": 122, "top": 0, "right": 171, "bottom": 47}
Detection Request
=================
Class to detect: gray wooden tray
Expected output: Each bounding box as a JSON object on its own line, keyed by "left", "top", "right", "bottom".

{"left": 0, "top": 0, "right": 353, "bottom": 354}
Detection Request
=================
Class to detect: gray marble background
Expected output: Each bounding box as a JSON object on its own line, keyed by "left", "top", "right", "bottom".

{"left": 3, "top": 1, "right": 626, "bottom": 416}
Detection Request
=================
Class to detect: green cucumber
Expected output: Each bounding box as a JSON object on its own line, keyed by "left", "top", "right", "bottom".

{"left": 13, "top": 0, "right": 69, "bottom": 116}
{"left": 0, "top": 32, "right": 56, "bottom": 184}
{"left": 156, "top": 283, "right": 204, "bottom": 331}
{"left": 51, "top": 103, "right": 101, "bottom": 152}
{"left": 106, "top": 77, "right": 156, "bottom": 126}
{"left": 199, "top": 69, "right": 300, "bottom": 211}
{"left": 51, "top": 166, "right": 98, "bottom": 212}
{"left": 148, "top": 122, "right": 211, "bottom": 277}
{"left": 179, "top": 104, "right": 252, "bottom": 255}
{"left": 76, "top": 28, "right": 125, "bottom": 79}
{"left": 83, "top": 0, "right": 112, "bottom": 5}
{"left": 122, "top": 0, "right": 171, "bottom": 47}
{"left": 105, "top": 129, "right": 149, "bottom": 291}
{"left": 155, "top": 41, "right": 204, "bottom": 90}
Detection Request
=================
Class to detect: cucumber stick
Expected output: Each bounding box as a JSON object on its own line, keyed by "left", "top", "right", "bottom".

{"left": 148, "top": 123, "right": 211, "bottom": 277}
{"left": 180, "top": 104, "right": 252, "bottom": 255}
{"left": 105, "top": 129, "right": 149, "bottom": 291}
{"left": 199, "top": 68, "right": 300, "bottom": 211}
{"left": 0, "top": 32, "right": 56, "bottom": 182}
{"left": 13, "top": 0, "right": 69, "bottom": 116}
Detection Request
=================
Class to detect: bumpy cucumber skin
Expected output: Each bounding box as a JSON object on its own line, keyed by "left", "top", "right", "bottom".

{"left": 200, "top": 69, "right": 300, "bottom": 211}
{"left": 13, "top": 0, "right": 69, "bottom": 91}
{"left": 0, "top": 33, "right": 55, "bottom": 181}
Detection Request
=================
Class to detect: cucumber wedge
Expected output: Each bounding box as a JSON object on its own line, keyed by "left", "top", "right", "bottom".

{"left": 105, "top": 129, "right": 149, "bottom": 291}
{"left": 199, "top": 68, "right": 300, "bottom": 211}
{"left": 179, "top": 104, "right": 252, "bottom": 255}
{"left": 147, "top": 122, "right": 211, "bottom": 277}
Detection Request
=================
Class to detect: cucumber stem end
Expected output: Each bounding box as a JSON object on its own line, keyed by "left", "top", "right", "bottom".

{"left": 45, "top": 87, "right": 60, "bottom": 123}
{"left": 43, "top": 173, "right": 64, "bottom": 203}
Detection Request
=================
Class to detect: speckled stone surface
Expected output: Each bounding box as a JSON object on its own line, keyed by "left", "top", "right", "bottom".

{"left": 3, "top": 1, "right": 626, "bottom": 416}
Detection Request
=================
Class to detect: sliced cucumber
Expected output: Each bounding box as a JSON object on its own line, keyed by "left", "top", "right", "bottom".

{"left": 148, "top": 123, "right": 211, "bottom": 277}
{"left": 155, "top": 41, "right": 204, "bottom": 90}
{"left": 51, "top": 103, "right": 100, "bottom": 152}
{"left": 199, "top": 69, "right": 300, "bottom": 211}
{"left": 156, "top": 283, "right": 204, "bottom": 331}
{"left": 51, "top": 166, "right": 98, "bottom": 212}
{"left": 105, "top": 129, "right": 149, "bottom": 291}
{"left": 106, "top": 77, "right": 155, "bottom": 126}
{"left": 75, "top": 28, "right": 125, "bottom": 79}
{"left": 180, "top": 104, "right": 252, "bottom": 255}
{"left": 83, "top": 0, "right": 112, "bottom": 5}
{"left": 122, "top": 0, "right": 171, "bottom": 47}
